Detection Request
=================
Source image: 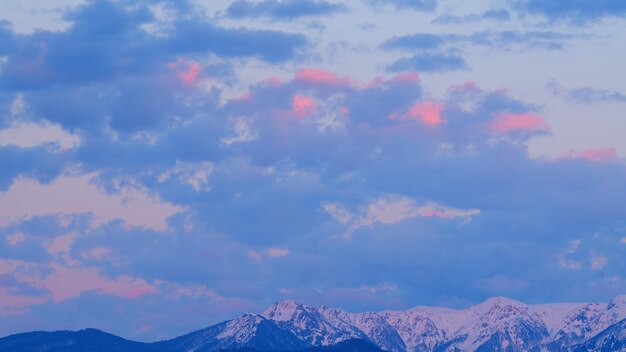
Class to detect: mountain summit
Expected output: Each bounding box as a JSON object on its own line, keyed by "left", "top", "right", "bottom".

{"left": 2, "top": 296, "right": 626, "bottom": 352}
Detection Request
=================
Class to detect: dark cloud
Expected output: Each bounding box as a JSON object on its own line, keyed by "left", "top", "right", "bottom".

{"left": 387, "top": 53, "right": 466, "bottom": 72}
{"left": 383, "top": 30, "right": 578, "bottom": 52}
{"left": 515, "top": 0, "right": 626, "bottom": 23}
{"left": 226, "top": 0, "right": 347, "bottom": 20}
{"left": 164, "top": 20, "right": 307, "bottom": 62}
{"left": 0, "top": 21, "right": 17, "bottom": 55}
{"left": 0, "top": 0, "right": 307, "bottom": 91}
{"left": 382, "top": 33, "right": 450, "bottom": 50}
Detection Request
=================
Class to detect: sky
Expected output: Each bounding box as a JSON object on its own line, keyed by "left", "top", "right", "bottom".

{"left": 0, "top": 0, "right": 626, "bottom": 342}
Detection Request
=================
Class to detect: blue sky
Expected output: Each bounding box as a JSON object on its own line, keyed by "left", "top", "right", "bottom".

{"left": 0, "top": 0, "right": 626, "bottom": 342}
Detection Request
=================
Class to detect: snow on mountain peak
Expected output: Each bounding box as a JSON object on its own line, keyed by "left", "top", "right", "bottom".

{"left": 477, "top": 296, "right": 527, "bottom": 309}
{"left": 245, "top": 296, "right": 626, "bottom": 352}
{"left": 216, "top": 313, "right": 263, "bottom": 341}
{"left": 261, "top": 300, "right": 306, "bottom": 321}
{"left": 608, "top": 294, "right": 626, "bottom": 310}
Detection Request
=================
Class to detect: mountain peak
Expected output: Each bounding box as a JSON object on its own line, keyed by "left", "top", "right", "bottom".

{"left": 608, "top": 294, "right": 626, "bottom": 310}
{"left": 261, "top": 299, "right": 308, "bottom": 321}
{"left": 477, "top": 296, "right": 526, "bottom": 309}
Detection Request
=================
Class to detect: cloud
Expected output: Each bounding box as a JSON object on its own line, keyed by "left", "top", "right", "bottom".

{"left": 291, "top": 95, "right": 317, "bottom": 117}
{"left": 43, "top": 232, "right": 79, "bottom": 265}
{"left": 326, "top": 195, "right": 480, "bottom": 238}
{"left": 557, "top": 257, "right": 582, "bottom": 270}
{"left": 5, "top": 232, "right": 26, "bottom": 246}
{"left": 221, "top": 118, "right": 259, "bottom": 145}
{"left": 165, "top": 20, "right": 308, "bottom": 63}
{"left": 167, "top": 58, "right": 204, "bottom": 85}
{"left": 388, "top": 53, "right": 466, "bottom": 73}
{"left": 561, "top": 148, "right": 618, "bottom": 162}
{"left": 0, "top": 120, "right": 81, "bottom": 151}
{"left": 433, "top": 9, "right": 512, "bottom": 24}
{"left": 248, "top": 247, "right": 291, "bottom": 261}
{"left": 489, "top": 112, "right": 551, "bottom": 134}
{"left": 364, "top": 0, "right": 436, "bottom": 11}
{"left": 42, "top": 265, "right": 157, "bottom": 302}
{"left": 0, "top": 172, "right": 184, "bottom": 231}
{"left": 294, "top": 68, "right": 353, "bottom": 86}
{"left": 226, "top": 0, "right": 347, "bottom": 20}
{"left": 515, "top": 0, "right": 626, "bottom": 23}
{"left": 0, "top": 0, "right": 308, "bottom": 91}
{"left": 547, "top": 80, "right": 626, "bottom": 103}
{"left": 590, "top": 255, "right": 608, "bottom": 270}
{"left": 393, "top": 101, "right": 445, "bottom": 126}
{"left": 382, "top": 33, "right": 448, "bottom": 50}
{"left": 0, "top": 258, "right": 156, "bottom": 313}
{"left": 383, "top": 30, "right": 578, "bottom": 52}
{"left": 158, "top": 161, "right": 214, "bottom": 192}
{"left": 322, "top": 202, "right": 353, "bottom": 224}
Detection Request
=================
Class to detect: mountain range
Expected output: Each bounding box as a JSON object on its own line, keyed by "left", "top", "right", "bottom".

{"left": 2, "top": 296, "right": 626, "bottom": 352}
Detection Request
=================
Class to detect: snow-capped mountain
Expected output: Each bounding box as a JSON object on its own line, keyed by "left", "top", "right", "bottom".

{"left": 2, "top": 295, "right": 626, "bottom": 352}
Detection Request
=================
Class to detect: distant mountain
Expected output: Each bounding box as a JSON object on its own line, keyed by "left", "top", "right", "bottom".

{"left": 2, "top": 296, "right": 626, "bottom": 352}
{"left": 0, "top": 328, "right": 152, "bottom": 352}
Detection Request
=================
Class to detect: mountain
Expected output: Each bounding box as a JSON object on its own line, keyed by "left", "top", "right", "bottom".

{"left": 155, "top": 313, "right": 308, "bottom": 351}
{"left": 572, "top": 318, "right": 626, "bottom": 352}
{"left": 2, "top": 295, "right": 626, "bottom": 352}
{"left": 0, "top": 328, "right": 152, "bottom": 352}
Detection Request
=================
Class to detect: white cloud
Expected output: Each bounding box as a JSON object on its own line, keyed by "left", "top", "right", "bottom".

{"left": 10, "top": 94, "right": 24, "bottom": 115}
{"left": 566, "top": 239, "right": 581, "bottom": 254}
{"left": 322, "top": 202, "right": 353, "bottom": 224}
{"left": 221, "top": 117, "right": 258, "bottom": 145}
{"left": 158, "top": 160, "right": 214, "bottom": 191}
{"left": 0, "top": 172, "right": 184, "bottom": 231}
{"left": 0, "top": 120, "right": 81, "bottom": 151}
{"left": 325, "top": 195, "right": 480, "bottom": 238}
{"left": 0, "top": 0, "right": 85, "bottom": 34}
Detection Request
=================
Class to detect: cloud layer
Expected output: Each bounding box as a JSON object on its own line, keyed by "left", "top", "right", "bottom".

{"left": 1, "top": 0, "right": 626, "bottom": 342}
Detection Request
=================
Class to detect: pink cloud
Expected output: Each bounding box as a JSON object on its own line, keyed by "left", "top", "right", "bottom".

{"left": 82, "top": 247, "right": 113, "bottom": 261}
{"left": 390, "top": 72, "right": 420, "bottom": 84}
{"left": 448, "top": 81, "right": 479, "bottom": 93}
{"left": 565, "top": 148, "right": 618, "bottom": 162}
{"left": 267, "top": 248, "right": 290, "bottom": 258}
{"left": 402, "top": 102, "right": 445, "bottom": 126}
{"left": 294, "top": 68, "right": 352, "bottom": 86}
{"left": 168, "top": 58, "right": 203, "bottom": 85}
{"left": 266, "top": 76, "right": 283, "bottom": 86}
{"left": 43, "top": 265, "right": 157, "bottom": 302}
{"left": 235, "top": 92, "right": 253, "bottom": 102}
{"left": 490, "top": 112, "right": 551, "bottom": 134}
{"left": 0, "top": 287, "right": 47, "bottom": 315}
{"left": 5, "top": 232, "right": 26, "bottom": 246}
{"left": 362, "top": 72, "right": 419, "bottom": 89}
{"left": 0, "top": 172, "right": 184, "bottom": 231}
{"left": 292, "top": 95, "right": 317, "bottom": 117}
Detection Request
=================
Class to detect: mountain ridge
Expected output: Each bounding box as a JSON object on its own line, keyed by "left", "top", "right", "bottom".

{"left": 2, "top": 295, "right": 626, "bottom": 352}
